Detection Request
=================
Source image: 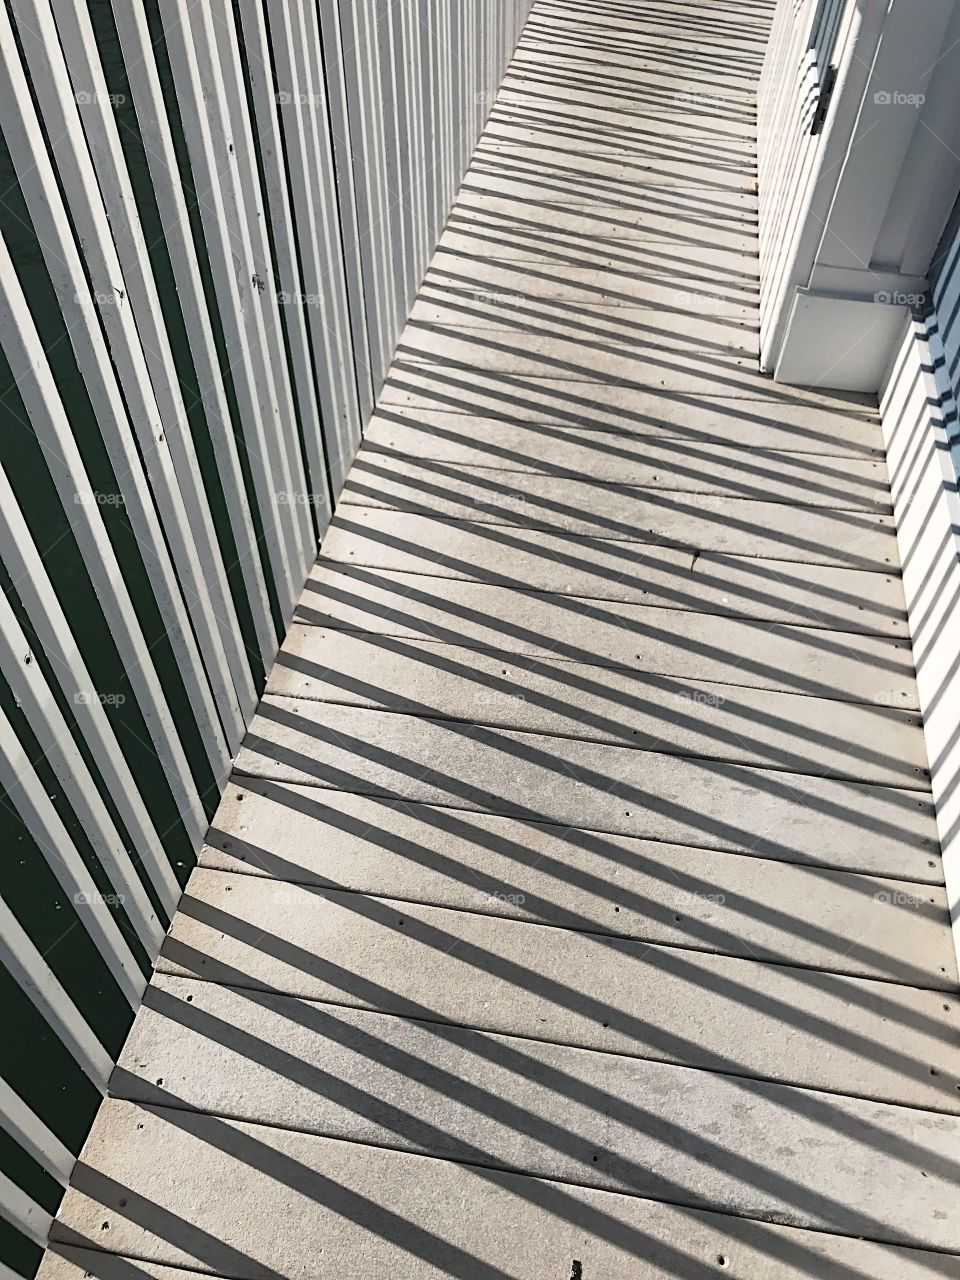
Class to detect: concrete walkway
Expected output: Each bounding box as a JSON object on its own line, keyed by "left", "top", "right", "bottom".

{"left": 42, "top": 1, "right": 960, "bottom": 1276}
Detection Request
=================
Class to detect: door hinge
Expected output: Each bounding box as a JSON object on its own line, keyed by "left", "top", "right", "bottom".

{"left": 810, "top": 64, "right": 837, "bottom": 136}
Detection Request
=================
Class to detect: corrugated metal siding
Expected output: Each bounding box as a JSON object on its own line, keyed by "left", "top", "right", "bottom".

{"left": 0, "top": 1, "right": 534, "bottom": 1272}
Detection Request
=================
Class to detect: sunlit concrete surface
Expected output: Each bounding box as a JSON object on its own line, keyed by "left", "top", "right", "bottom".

{"left": 40, "top": 0, "right": 960, "bottom": 1275}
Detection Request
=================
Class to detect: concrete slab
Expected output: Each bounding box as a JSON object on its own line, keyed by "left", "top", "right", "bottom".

{"left": 462, "top": 163, "right": 756, "bottom": 206}
{"left": 512, "top": 34, "right": 762, "bottom": 56}
{"left": 44, "top": 1105, "right": 960, "bottom": 1280}
{"left": 510, "top": 49, "right": 764, "bottom": 85}
{"left": 435, "top": 226, "right": 761, "bottom": 279}
{"left": 40, "top": 1254, "right": 193, "bottom": 1280}
{"left": 341, "top": 455, "right": 899, "bottom": 568}
{"left": 380, "top": 360, "right": 880, "bottom": 419}
{"left": 509, "top": 47, "right": 759, "bottom": 97}
{"left": 486, "top": 105, "right": 757, "bottom": 142}
{"left": 371, "top": 397, "right": 882, "bottom": 456}
{"left": 428, "top": 232, "right": 759, "bottom": 283}
{"left": 481, "top": 122, "right": 759, "bottom": 172}
{"left": 315, "top": 519, "right": 910, "bottom": 634}
{"left": 485, "top": 105, "right": 760, "bottom": 153}
{"left": 522, "top": 16, "right": 768, "bottom": 51}
{"left": 157, "top": 870, "right": 960, "bottom": 1109}
{"left": 114, "top": 978, "right": 960, "bottom": 1246}
{"left": 363, "top": 412, "right": 888, "bottom": 508}
{"left": 397, "top": 327, "right": 765, "bottom": 384}
{"left": 266, "top": 626, "right": 928, "bottom": 787}
{"left": 497, "top": 76, "right": 761, "bottom": 134}
{"left": 513, "top": 42, "right": 764, "bottom": 71}
{"left": 471, "top": 140, "right": 756, "bottom": 191}
{"left": 531, "top": 5, "right": 771, "bottom": 39}
{"left": 478, "top": 135, "right": 757, "bottom": 181}
{"left": 459, "top": 164, "right": 757, "bottom": 206}
{"left": 234, "top": 699, "right": 939, "bottom": 877}
{"left": 200, "top": 780, "right": 954, "bottom": 979}
{"left": 453, "top": 190, "right": 760, "bottom": 251}
{"left": 426, "top": 256, "right": 759, "bottom": 307}
{"left": 297, "top": 556, "right": 917, "bottom": 701}
{"left": 409, "top": 297, "right": 760, "bottom": 354}
{"left": 515, "top": 29, "right": 763, "bottom": 56}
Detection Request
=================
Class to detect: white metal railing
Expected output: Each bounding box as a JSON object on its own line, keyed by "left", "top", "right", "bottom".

{"left": 0, "top": 2, "right": 534, "bottom": 1273}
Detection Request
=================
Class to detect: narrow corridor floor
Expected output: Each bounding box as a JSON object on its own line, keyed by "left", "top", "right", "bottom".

{"left": 42, "top": 1, "right": 960, "bottom": 1277}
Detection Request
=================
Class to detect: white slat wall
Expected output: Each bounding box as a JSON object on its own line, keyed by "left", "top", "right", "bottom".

{"left": 0, "top": 2, "right": 534, "bottom": 1274}
{"left": 757, "top": 0, "right": 849, "bottom": 369}
{"left": 877, "top": 206, "right": 960, "bottom": 983}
